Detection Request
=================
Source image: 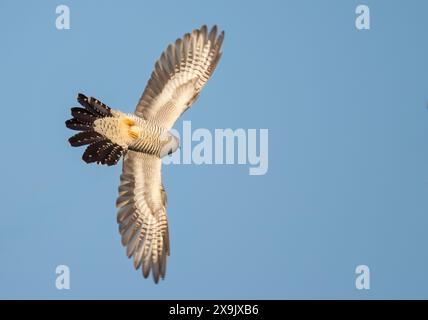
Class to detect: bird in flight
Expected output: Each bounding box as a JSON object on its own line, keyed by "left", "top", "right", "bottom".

{"left": 65, "top": 25, "right": 224, "bottom": 283}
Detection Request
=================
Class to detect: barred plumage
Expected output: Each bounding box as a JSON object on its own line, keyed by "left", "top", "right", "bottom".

{"left": 65, "top": 25, "right": 224, "bottom": 283}
{"left": 117, "top": 153, "right": 169, "bottom": 282}
{"left": 135, "top": 25, "right": 224, "bottom": 129}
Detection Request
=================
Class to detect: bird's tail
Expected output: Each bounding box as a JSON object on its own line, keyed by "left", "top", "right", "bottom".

{"left": 65, "top": 93, "right": 126, "bottom": 166}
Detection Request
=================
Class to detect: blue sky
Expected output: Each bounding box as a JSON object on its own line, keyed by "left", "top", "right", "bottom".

{"left": 0, "top": 0, "right": 428, "bottom": 299}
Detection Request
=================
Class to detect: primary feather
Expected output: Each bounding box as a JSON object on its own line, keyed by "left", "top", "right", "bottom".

{"left": 117, "top": 25, "right": 224, "bottom": 283}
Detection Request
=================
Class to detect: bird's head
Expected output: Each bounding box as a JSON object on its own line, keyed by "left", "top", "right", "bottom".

{"left": 159, "top": 131, "right": 180, "bottom": 158}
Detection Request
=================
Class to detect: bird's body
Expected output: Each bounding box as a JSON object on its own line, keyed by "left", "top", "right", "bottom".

{"left": 65, "top": 25, "right": 224, "bottom": 283}
{"left": 93, "top": 111, "right": 178, "bottom": 157}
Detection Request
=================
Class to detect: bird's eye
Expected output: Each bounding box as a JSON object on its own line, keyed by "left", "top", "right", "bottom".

{"left": 168, "top": 149, "right": 173, "bottom": 156}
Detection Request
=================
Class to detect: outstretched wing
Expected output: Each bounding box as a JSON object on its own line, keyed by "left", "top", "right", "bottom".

{"left": 116, "top": 151, "right": 169, "bottom": 283}
{"left": 135, "top": 25, "right": 224, "bottom": 129}
{"left": 118, "top": 26, "right": 224, "bottom": 282}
